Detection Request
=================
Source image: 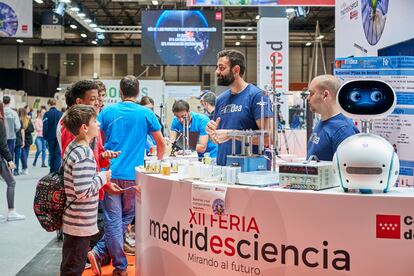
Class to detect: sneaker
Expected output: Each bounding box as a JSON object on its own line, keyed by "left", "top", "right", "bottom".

{"left": 32, "top": 162, "right": 36, "bottom": 166}
{"left": 7, "top": 211, "right": 25, "bottom": 221}
{"left": 13, "top": 170, "right": 19, "bottom": 176}
{"left": 22, "top": 169, "right": 29, "bottom": 175}
{"left": 87, "top": 251, "right": 101, "bottom": 276}
{"left": 124, "top": 242, "right": 135, "bottom": 256}
{"left": 0, "top": 214, "right": 6, "bottom": 223}
{"left": 41, "top": 164, "right": 48, "bottom": 168}
{"left": 113, "top": 268, "right": 128, "bottom": 276}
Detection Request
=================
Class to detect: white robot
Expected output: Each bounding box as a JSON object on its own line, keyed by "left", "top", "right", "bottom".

{"left": 333, "top": 80, "right": 400, "bottom": 193}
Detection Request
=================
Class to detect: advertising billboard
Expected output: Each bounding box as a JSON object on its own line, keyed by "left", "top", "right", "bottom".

{"left": 335, "top": 0, "right": 414, "bottom": 57}
{"left": 0, "top": 0, "right": 32, "bottom": 38}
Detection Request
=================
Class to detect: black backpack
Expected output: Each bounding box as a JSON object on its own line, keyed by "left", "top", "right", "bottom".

{"left": 33, "top": 146, "right": 81, "bottom": 232}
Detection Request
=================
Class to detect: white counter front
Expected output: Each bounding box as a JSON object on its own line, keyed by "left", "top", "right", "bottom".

{"left": 135, "top": 170, "right": 414, "bottom": 276}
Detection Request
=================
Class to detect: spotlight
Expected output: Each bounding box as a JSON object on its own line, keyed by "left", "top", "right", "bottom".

{"left": 235, "top": 41, "right": 240, "bottom": 46}
{"left": 81, "top": 33, "right": 87, "bottom": 38}
{"left": 16, "top": 39, "right": 23, "bottom": 43}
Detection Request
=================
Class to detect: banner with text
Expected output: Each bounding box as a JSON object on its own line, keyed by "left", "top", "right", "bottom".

{"left": 257, "top": 17, "right": 289, "bottom": 126}
{"left": 334, "top": 56, "right": 414, "bottom": 187}
{"left": 136, "top": 172, "right": 414, "bottom": 276}
{"left": 41, "top": 11, "right": 64, "bottom": 40}
{"left": 0, "top": 0, "right": 32, "bottom": 38}
{"left": 335, "top": 0, "right": 414, "bottom": 57}
{"left": 100, "top": 79, "right": 165, "bottom": 115}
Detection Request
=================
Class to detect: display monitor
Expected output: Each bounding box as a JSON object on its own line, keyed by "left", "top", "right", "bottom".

{"left": 141, "top": 10, "right": 223, "bottom": 66}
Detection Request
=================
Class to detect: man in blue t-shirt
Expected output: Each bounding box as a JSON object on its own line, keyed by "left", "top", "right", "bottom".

{"left": 170, "top": 100, "right": 217, "bottom": 159}
{"left": 206, "top": 50, "right": 273, "bottom": 166}
{"left": 307, "top": 74, "right": 359, "bottom": 161}
{"left": 89, "top": 75, "right": 165, "bottom": 275}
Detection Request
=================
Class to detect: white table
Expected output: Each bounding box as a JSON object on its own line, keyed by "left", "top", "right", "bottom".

{"left": 135, "top": 170, "right": 414, "bottom": 276}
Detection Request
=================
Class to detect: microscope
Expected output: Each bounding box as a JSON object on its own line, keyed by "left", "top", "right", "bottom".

{"left": 333, "top": 80, "right": 400, "bottom": 193}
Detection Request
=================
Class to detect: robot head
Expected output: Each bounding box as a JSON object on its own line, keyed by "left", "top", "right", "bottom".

{"left": 337, "top": 80, "right": 396, "bottom": 120}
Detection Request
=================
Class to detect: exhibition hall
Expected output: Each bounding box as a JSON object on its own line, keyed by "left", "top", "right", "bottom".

{"left": 0, "top": 0, "right": 413, "bottom": 275}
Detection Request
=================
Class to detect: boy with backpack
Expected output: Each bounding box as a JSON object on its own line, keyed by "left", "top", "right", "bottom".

{"left": 60, "top": 104, "right": 120, "bottom": 276}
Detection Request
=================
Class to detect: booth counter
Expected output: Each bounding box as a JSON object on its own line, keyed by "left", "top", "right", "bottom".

{"left": 135, "top": 170, "right": 414, "bottom": 276}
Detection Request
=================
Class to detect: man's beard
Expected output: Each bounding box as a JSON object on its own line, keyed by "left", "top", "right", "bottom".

{"left": 217, "top": 71, "right": 235, "bottom": 86}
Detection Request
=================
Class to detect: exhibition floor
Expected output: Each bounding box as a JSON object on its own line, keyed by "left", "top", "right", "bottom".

{"left": 0, "top": 155, "right": 54, "bottom": 276}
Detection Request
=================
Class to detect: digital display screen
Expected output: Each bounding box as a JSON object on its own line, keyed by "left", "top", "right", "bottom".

{"left": 338, "top": 80, "right": 395, "bottom": 115}
{"left": 279, "top": 165, "right": 318, "bottom": 175}
{"left": 141, "top": 10, "right": 223, "bottom": 66}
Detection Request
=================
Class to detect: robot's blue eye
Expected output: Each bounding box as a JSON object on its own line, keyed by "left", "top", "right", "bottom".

{"left": 349, "top": 91, "right": 361, "bottom": 102}
{"left": 370, "top": 90, "right": 383, "bottom": 102}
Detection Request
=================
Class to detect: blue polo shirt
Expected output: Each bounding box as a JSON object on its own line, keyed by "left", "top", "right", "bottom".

{"left": 213, "top": 84, "right": 273, "bottom": 165}
{"left": 98, "top": 102, "right": 161, "bottom": 180}
{"left": 307, "top": 113, "right": 359, "bottom": 161}
{"left": 171, "top": 111, "right": 217, "bottom": 158}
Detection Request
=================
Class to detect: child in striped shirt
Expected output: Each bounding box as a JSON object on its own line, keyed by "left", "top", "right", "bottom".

{"left": 60, "top": 105, "right": 117, "bottom": 276}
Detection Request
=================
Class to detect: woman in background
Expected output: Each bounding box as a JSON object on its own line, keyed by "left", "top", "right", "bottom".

{"left": 33, "top": 108, "right": 47, "bottom": 167}
{"left": 18, "top": 108, "right": 34, "bottom": 175}
{"left": 13, "top": 113, "right": 23, "bottom": 176}
{"left": 0, "top": 102, "right": 25, "bottom": 222}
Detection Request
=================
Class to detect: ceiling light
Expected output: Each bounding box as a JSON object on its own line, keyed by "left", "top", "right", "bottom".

{"left": 70, "top": 24, "right": 77, "bottom": 29}
{"left": 240, "top": 35, "right": 246, "bottom": 39}
{"left": 77, "top": 12, "right": 86, "bottom": 17}
{"left": 255, "top": 15, "right": 260, "bottom": 20}
{"left": 89, "top": 23, "right": 97, "bottom": 28}
{"left": 69, "top": 6, "right": 79, "bottom": 12}
{"left": 286, "top": 8, "right": 295, "bottom": 13}
{"left": 56, "top": 87, "right": 62, "bottom": 91}
{"left": 247, "top": 27, "right": 253, "bottom": 31}
{"left": 34, "top": 0, "right": 44, "bottom": 4}
{"left": 84, "top": 18, "right": 92, "bottom": 23}
{"left": 305, "top": 42, "right": 312, "bottom": 46}
{"left": 317, "top": 35, "right": 324, "bottom": 39}
{"left": 152, "top": 0, "right": 159, "bottom": 4}
{"left": 59, "top": 0, "right": 70, "bottom": 3}
{"left": 16, "top": 39, "right": 23, "bottom": 43}
{"left": 81, "top": 33, "right": 87, "bottom": 38}
{"left": 91, "top": 40, "right": 97, "bottom": 45}
{"left": 235, "top": 41, "right": 240, "bottom": 46}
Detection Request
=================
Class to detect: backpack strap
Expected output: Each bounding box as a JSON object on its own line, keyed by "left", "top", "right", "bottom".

{"left": 59, "top": 144, "right": 84, "bottom": 174}
{"left": 60, "top": 144, "right": 85, "bottom": 211}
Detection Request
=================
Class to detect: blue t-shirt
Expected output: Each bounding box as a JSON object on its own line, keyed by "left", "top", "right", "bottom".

{"left": 307, "top": 113, "right": 359, "bottom": 161}
{"left": 98, "top": 102, "right": 161, "bottom": 180}
{"left": 213, "top": 84, "right": 273, "bottom": 165}
{"left": 171, "top": 111, "right": 217, "bottom": 158}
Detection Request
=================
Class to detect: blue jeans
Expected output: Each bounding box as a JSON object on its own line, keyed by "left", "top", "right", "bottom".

{"left": 7, "top": 139, "right": 15, "bottom": 161}
{"left": 20, "top": 144, "right": 30, "bottom": 170}
{"left": 47, "top": 139, "right": 61, "bottom": 173}
{"left": 14, "top": 146, "right": 21, "bottom": 173}
{"left": 34, "top": 137, "right": 47, "bottom": 166}
{"left": 93, "top": 179, "right": 136, "bottom": 271}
